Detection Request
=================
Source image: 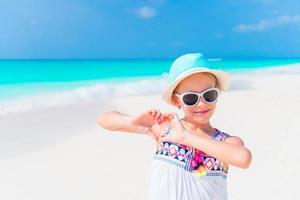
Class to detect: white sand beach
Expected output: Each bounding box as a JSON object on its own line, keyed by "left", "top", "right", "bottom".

{"left": 1, "top": 70, "right": 300, "bottom": 200}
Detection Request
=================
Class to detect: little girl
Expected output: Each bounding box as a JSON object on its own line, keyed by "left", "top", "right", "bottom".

{"left": 97, "top": 53, "right": 252, "bottom": 200}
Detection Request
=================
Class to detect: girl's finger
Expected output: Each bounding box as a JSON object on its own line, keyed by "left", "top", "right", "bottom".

{"left": 160, "top": 112, "right": 170, "bottom": 119}
{"left": 170, "top": 112, "right": 178, "bottom": 119}
{"left": 155, "top": 110, "right": 162, "bottom": 119}
{"left": 160, "top": 115, "right": 168, "bottom": 123}
{"left": 158, "top": 112, "right": 168, "bottom": 122}
{"left": 164, "top": 113, "right": 172, "bottom": 122}
{"left": 149, "top": 108, "right": 155, "bottom": 116}
{"left": 155, "top": 109, "right": 162, "bottom": 117}
{"left": 153, "top": 110, "right": 159, "bottom": 118}
{"left": 157, "top": 113, "right": 170, "bottom": 124}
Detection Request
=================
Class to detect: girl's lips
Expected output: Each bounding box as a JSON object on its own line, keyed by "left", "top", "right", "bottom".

{"left": 194, "top": 109, "right": 210, "bottom": 115}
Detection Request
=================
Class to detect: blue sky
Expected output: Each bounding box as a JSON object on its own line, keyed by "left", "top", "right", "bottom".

{"left": 0, "top": 0, "right": 299, "bottom": 59}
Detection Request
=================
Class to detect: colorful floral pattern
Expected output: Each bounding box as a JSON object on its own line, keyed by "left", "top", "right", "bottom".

{"left": 154, "top": 130, "right": 230, "bottom": 179}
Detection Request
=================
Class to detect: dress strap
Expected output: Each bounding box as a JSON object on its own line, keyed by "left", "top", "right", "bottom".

{"left": 212, "top": 129, "right": 230, "bottom": 142}
{"left": 211, "top": 129, "right": 220, "bottom": 139}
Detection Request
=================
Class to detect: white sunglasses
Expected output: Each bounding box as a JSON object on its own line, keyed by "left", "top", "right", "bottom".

{"left": 174, "top": 87, "right": 219, "bottom": 106}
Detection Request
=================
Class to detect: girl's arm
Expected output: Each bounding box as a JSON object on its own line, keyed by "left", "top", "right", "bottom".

{"left": 157, "top": 112, "right": 252, "bottom": 169}
{"left": 97, "top": 111, "right": 140, "bottom": 133}
{"left": 97, "top": 109, "right": 167, "bottom": 141}
{"left": 182, "top": 133, "right": 252, "bottom": 169}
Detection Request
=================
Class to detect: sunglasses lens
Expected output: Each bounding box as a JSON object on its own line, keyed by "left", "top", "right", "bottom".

{"left": 182, "top": 93, "right": 199, "bottom": 106}
{"left": 203, "top": 90, "right": 218, "bottom": 103}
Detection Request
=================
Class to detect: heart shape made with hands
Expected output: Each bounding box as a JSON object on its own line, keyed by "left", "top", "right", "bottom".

{"left": 155, "top": 112, "right": 186, "bottom": 144}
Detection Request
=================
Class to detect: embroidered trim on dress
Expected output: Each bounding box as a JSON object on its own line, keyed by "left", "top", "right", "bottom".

{"left": 154, "top": 130, "right": 230, "bottom": 179}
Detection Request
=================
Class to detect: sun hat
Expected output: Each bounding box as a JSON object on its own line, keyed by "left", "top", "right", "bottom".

{"left": 161, "top": 53, "right": 230, "bottom": 105}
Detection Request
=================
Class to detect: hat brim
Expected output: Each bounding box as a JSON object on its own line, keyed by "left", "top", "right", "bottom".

{"left": 161, "top": 68, "right": 230, "bottom": 105}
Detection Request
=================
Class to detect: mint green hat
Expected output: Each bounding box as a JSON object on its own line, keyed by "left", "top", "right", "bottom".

{"left": 161, "top": 53, "right": 230, "bottom": 105}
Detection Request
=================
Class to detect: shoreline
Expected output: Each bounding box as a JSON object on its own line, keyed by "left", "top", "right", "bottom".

{"left": 1, "top": 62, "right": 300, "bottom": 102}
{"left": 1, "top": 63, "right": 300, "bottom": 115}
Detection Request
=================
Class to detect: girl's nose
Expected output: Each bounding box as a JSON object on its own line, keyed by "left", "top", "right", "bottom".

{"left": 196, "top": 97, "right": 207, "bottom": 106}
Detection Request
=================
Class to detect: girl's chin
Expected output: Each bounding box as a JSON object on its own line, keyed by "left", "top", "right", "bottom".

{"left": 193, "top": 113, "right": 209, "bottom": 118}
{"left": 192, "top": 116, "right": 209, "bottom": 123}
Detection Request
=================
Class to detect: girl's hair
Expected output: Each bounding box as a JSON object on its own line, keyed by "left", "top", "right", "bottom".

{"left": 173, "top": 72, "right": 220, "bottom": 94}
{"left": 201, "top": 72, "right": 220, "bottom": 90}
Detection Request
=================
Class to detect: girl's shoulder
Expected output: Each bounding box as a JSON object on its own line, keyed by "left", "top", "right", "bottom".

{"left": 213, "top": 129, "right": 231, "bottom": 142}
{"left": 216, "top": 129, "right": 245, "bottom": 146}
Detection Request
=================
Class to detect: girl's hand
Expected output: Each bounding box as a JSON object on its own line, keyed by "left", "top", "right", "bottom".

{"left": 157, "top": 112, "right": 187, "bottom": 144}
{"left": 130, "top": 108, "right": 166, "bottom": 141}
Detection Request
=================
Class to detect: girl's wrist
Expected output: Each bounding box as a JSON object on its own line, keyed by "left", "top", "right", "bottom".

{"left": 182, "top": 130, "right": 194, "bottom": 146}
{"left": 125, "top": 116, "right": 145, "bottom": 134}
{"left": 134, "top": 125, "right": 148, "bottom": 134}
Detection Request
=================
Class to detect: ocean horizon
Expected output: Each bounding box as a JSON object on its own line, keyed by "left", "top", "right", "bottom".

{"left": 2, "top": 58, "right": 300, "bottom": 85}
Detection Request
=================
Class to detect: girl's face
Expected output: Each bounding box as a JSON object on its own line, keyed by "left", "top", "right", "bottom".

{"left": 171, "top": 73, "right": 217, "bottom": 125}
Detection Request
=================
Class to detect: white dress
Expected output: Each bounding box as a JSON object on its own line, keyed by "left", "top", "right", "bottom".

{"left": 146, "top": 128, "right": 230, "bottom": 200}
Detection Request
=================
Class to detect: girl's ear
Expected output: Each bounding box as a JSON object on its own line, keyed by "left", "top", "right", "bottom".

{"left": 171, "top": 95, "right": 181, "bottom": 109}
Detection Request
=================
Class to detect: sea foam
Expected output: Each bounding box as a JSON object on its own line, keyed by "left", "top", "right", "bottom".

{"left": 1, "top": 63, "right": 299, "bottom": 115}
{"left": 0, "top": 74, "right": 169, "bottom": 115}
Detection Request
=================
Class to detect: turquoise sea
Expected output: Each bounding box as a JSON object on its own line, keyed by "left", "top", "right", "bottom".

{"left": 1, "top": 58, "right": 300, "bottom": 85}
{"left": 0, "top": 58, "right": 300, "bottom": 114}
